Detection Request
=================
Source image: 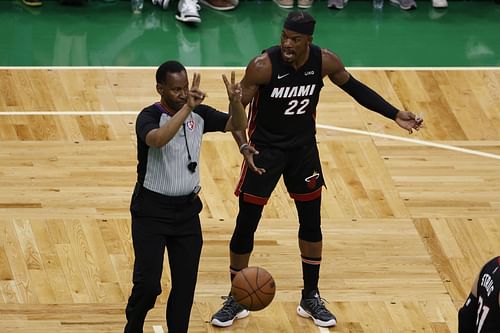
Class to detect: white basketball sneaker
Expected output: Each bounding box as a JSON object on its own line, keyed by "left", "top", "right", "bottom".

{"left": 176, "top": 0, "right": 201, "bottom": 23}
{"left": 152, "top": 0, "right": 170, "bottom": 9}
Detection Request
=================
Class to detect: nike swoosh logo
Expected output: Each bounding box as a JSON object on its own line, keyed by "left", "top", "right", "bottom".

{"left": 277, "top": 73, "right": 289, "bottom": 80}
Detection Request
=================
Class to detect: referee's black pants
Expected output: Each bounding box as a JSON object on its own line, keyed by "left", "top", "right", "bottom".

{"left": 124, "top": 185, "right": 203, "bottom": 333}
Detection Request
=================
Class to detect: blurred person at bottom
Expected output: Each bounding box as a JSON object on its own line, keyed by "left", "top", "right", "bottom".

{"left": 459, "top": 256, "right": 500, "bottom": 333}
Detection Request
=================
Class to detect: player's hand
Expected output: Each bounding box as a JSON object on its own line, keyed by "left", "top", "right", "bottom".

{"left": 242, "top": 146, "right": 266, "bottom": 175}
{"left": 222, "top": 71, "right": 242, "bottom": 103}
{"left": 187, "top": 73, "right": 206, "bottom": 109}
{"left": 395, "top": 111, "right": 424, "bottom": 134}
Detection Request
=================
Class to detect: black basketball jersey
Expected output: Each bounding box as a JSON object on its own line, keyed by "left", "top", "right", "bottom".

{"left": 248, "top": 44, "right": 324, "bottom": 149}
{"left": 475, "top": 256, "right": 500, "bottom": 333}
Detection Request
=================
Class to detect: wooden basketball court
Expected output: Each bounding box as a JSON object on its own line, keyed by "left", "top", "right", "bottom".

{"left": 0, "top": 68, "right": 499, "bottom": 332}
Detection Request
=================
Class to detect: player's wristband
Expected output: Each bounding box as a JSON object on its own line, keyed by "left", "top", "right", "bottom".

{"left": 239, "top": 143, "right": 250, "bottom": 153}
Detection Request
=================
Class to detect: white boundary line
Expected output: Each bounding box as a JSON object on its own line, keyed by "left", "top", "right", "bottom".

{"left": 0, "top": 111, "right": 138, "bottom": 116}
{"left": 152, "top": 325, "right": 165, "bottom": 333}
{"left": 317, "top": 124, "right": 500, "bottom": 160}
{"left": 318, "top": 327, "right": 332, "bottom": 333}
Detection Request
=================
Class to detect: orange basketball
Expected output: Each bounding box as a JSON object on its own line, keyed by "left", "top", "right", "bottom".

{"left": 231, "top": 266, "right": 276, "bottom": 311}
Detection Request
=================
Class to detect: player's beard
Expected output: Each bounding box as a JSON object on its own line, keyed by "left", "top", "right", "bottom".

{"left": 281, "top": 48, "right": 296, "bottom": 63}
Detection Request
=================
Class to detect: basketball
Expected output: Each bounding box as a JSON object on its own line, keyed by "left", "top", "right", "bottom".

{"left": 231, "top": 266, "right": 276, "bottom": 311}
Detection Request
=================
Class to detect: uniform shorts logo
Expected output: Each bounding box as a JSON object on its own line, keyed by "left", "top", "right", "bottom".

{"left": 187, "top": 119, "right": 195, "bottom": 130}
{"left": 305, "top": 171, "right": 320, "bottom": 189}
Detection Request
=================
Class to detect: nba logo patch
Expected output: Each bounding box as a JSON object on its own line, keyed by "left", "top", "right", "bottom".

{"left": 305, "top": 171, "right": 320, "bottom": 189}
{"left": 186, "top": 119, "right": 195, "bottom": 130}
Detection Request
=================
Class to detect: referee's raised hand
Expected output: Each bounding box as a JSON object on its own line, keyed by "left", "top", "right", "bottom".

{"left": 187, "top": 72, "right": 206, "bottom": 109}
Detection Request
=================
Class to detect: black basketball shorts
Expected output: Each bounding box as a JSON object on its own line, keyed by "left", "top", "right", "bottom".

{"left": 234, "top": 144, "right": 324, "bottom": 205}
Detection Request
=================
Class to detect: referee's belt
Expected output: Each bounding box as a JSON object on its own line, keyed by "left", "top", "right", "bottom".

{"left": 139, "top": 184, "right": 198, "bottom": 204}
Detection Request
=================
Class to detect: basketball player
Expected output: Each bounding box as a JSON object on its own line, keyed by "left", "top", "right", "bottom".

{"left": 211, "top": 11, "right": 423, "bottom": 328}
{"left": 459, "top": 256, "right": 500, "bottom": 333}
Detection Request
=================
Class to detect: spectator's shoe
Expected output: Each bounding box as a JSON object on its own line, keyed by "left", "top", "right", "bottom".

{"left": 199, "top": 0, "right": 236, "bottom": 10}
{"left": 297, "top": 289, "right": 337, "bottom": 327}
{"left": 298, "top": 0, "right": 313, "bottom": 8}
{"left": 432, "top": 0, "right": 447, "bottom": 7}
{"left": 390, "top": 0, "right": 416, "bottom": 10}
{"left": 176, "top": 0, "right": 201, "bottom": 23}
{"left": 211, "top": 296, "right": 250, "bottom": 327}
{"left": 273, "top": 0, "right": 294, "bottom": 9}
{"left": 152, "top": 0, "right": 170, "bottom": 9}
{"left": 22, "top": 0, "right": 42, "bottom": 6}
{"left": 327, "top": 0, "right": 348, "bottom": 9}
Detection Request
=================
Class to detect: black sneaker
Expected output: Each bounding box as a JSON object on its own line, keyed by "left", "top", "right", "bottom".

{"left": 297, "top": 289, "right": 337, "bottom": 327}
{"left": 211, "top": 295, "right": 250, "bottom": 327}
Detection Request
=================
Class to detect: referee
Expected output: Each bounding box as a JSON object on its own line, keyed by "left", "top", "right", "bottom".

{"left": 124, "top": 60, "right": 246, "bottom": 333}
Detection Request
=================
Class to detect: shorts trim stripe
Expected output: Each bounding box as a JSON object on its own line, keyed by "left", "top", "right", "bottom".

{"left": 242, "top": 193, "right": 268, "bottom": 205}
{"left": 290, "top": 187, "right": 322, "bottom": 201}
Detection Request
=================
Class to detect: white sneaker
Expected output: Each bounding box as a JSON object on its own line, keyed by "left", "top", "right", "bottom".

{"left": 152, "top": 0, "right": 170, "bottom": 9}
{"left": 432, "top": 0, "right": 447, "bottom": 8}
{"left": 176, "top": 0, "right": 201, "bottom": 23}
{"left": 327, "top": 0, "right": 348, "bottom": 9}
{"left": 390, "top": 0, "right": 416, "bottom": 10}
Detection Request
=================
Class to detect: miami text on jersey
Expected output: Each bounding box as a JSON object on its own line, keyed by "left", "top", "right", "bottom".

{"left": 270, "top": 84, "right": 317, "bottom": 99}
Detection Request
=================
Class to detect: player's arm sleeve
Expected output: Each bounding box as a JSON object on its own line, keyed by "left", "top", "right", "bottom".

{"left": 458, "top": 293, "right": 478, "bottom": 333}
{"left": 338, "top": 74, "right": 399, "bottom": 120}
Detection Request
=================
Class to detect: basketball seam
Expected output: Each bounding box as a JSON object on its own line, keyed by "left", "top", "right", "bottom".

{"left": 241, "top": 269, "right": 257, "bottom": 308}
{"left": 233, "top": 267, "right": 275, "bottom": 310}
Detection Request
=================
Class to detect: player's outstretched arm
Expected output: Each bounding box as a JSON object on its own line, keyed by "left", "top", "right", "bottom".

{"left": 323, "top": 49, "right": 423, "bottom": 134}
